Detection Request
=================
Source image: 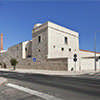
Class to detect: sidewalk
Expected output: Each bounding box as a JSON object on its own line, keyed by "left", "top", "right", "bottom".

{"left": 0, "top": 68, "right": 100, "bottom": 76}
{"left": 0, "top": 77, "right": 7, "bottom": 86}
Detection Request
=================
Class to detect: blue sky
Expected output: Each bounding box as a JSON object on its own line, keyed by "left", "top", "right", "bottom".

{"left": 0, "top": 0, "right": 100, "bottom": 52}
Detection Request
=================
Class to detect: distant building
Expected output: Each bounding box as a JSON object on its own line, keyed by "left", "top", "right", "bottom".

{"left": 0, "top": 21, "right": 100, "bottom": 71}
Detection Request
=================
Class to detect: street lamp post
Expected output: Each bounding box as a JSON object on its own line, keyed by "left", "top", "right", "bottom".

{"left": 94, "top": 31, "right": 100, "bottom": 71}
{"left": 94, "top": 32, "right": 96, "bottom": 71}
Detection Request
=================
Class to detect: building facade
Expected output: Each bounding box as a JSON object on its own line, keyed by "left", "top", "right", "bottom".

{"left": 32, "top": 22, "right": 79, "bottom": 71}
{"left": 0, "top": 21, "right": 100, "bottom": 71}
{"left": 79, "top": 49, "right": 100, "bottom": 71}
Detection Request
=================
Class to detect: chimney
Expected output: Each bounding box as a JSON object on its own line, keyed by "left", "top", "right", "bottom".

{"left": 1, "top": 33, "right": 3, "bottom": 51}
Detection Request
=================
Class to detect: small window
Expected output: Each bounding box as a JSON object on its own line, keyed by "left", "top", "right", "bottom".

{"left": 65, "top": 37, "right": 68, "bottom": 44}
{"left": 38, "top": 36, "right": 41, "bottom": 43}
{"left": 38, "top": 49, "right": 40, "bottom": 52}
{"left": 69, "top": 48, "right": 71, "bottom": 52}
{"left": 61, "top": 48, "right": 64, "bottom": 51}
{"left": 53, "top": 45, "right": 55, "bottom": 48}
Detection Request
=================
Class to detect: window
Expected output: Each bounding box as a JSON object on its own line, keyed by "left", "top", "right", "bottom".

{"left": 61, "top": 48, "right": 64, "bottom": 51}
{"left": 65, "top": 37, "right": 68, "bottom": 44}
{"left": 53, "top": 45, "right": 55, "bottom": 48}
{"left": 38, "top": 36, "right": 41, "bottom": 43}
{"left": 38, "top": 49, "right": 40, "bottom": 52}
{"left": 69, "top": 48, "right": 71, "bottom": 52}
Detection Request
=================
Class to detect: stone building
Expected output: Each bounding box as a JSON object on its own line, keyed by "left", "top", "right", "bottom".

{"left": 0, "top": 21, "right": 100, "bottom": 71}
{"left": 32, "top": 22, "right": 79, "bottom": 71}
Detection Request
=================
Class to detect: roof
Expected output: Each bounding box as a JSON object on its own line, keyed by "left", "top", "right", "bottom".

{"left": 79, "top": 49, "right": 100, "bottom": 54}
{"left": 32, "top": 21, "right": 79, "bottom": 37}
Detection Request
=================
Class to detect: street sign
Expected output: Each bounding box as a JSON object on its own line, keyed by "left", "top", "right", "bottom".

{"left": 73, "top": 54, "right": 77, "bottom": 62}
{"left": 74, "top": 58, "right": 77, "bottom": 62}
{"left": 73, "top": 54, "right": 77, "bottom": 72}
{"left": 33, "top": 58, "right": 36, "bottom": 62}
{"left": 74, "top": 54, "right": 77, "bottom": 58}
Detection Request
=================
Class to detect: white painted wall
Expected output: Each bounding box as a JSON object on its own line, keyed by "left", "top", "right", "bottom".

{"left": 80, "top": 58, "right": 100, "bottom": 71}
{"left": 47, "top": 22, "right": 79, "bottom": 71}
{"left": 79, "top": 50, "right": 100, "bottom": 71}
{"left": 80, "top": 50, "right": 100, "bottom": 57}
{"left": 22, "top": 41, "right": 29, "bottom": 59}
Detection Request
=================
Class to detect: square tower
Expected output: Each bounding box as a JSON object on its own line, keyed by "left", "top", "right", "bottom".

{"left": 32, "top": 22, "right": 48, "bottom": 63}
{"left": 32, "top": 21, "right": 79, "bottom": 71}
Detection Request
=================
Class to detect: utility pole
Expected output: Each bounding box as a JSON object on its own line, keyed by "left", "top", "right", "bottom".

{"left": 94, "top": 31, "right": 100, "bottom": 71}
{"left": 95, "top": 32, "right": 96, "bottom": 71}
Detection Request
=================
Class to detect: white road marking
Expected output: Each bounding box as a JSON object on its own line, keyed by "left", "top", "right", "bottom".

{"left": 6, "top": 83, "right": 62, "bottom": 100}
{"left": 88, "top": 73, "right": 94, "bottom": 75}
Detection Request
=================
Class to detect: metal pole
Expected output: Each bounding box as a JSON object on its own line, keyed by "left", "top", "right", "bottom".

{"left": 95, "top": 32, "right": 96, "bottom": 71}
{"left": 75, "top": 62, "right": 76, "bottom": 72}
{"left": 99, "top": 59, "right": 100, "bottom": 69}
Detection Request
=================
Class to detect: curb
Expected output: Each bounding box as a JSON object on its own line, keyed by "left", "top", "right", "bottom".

{"left": 0, "top": 77, "right": 8, "bottom": 87}
{"left": 0, "top": 69, "right": 100, "bottom": 76}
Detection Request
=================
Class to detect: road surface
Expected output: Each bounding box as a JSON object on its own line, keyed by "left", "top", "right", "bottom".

{"left": 0, "top": 71, "right": 100, "bottom": 100}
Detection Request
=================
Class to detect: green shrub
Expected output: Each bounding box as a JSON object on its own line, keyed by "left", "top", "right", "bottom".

{"left": 0, "top": 63, "right": 2, "bottom": 65}
{"left": 10, "top": 58, "right": 18, "bottom": 70}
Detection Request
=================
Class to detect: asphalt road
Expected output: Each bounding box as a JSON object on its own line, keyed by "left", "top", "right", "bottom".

{"left": 0, "top": 71, "right": 100, "bottom": 100}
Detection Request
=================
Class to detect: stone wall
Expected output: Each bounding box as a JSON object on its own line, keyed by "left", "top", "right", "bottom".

{"left": 0, "top": 51, "right": 11, "bottom": 68}
{"left": 8, "top": 43, "right": 22, "bottom": 59}
{"left": 16, "top": 57, "right": 68, "bottom": 71}
{"left": 0, "top": 43, "right": 22, "bottom": 68}
{"left": 25, "top": 40, "right": 32, "bottom": 58}
{"left": 32, "top": 25, "right": 48, "bottom": 62}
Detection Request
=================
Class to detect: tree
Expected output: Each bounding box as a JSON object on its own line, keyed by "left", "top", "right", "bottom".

{"left": 10, "top": 58, "right": 18, "bottom": 70}
{"left": 0, "top": 63, "right": 2, "bottom": 66}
